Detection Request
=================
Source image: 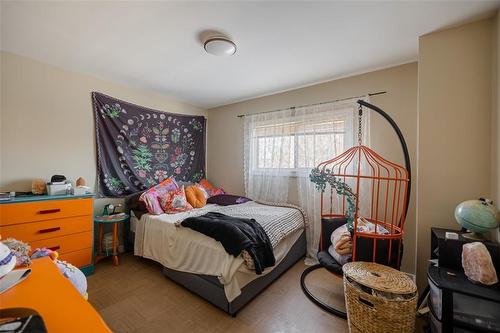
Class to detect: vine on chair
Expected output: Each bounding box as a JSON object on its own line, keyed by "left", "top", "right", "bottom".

{"left": 309, "top": 167, "right": 357, "bottom": 232}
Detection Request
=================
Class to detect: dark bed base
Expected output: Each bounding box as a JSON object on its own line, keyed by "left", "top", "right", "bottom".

{"left": 161, "top": 231, "right": 306, "bottom": 316}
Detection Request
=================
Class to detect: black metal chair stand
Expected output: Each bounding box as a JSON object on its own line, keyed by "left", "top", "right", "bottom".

{"left": 300, "top": 217, "right": 348, "bottom": 318}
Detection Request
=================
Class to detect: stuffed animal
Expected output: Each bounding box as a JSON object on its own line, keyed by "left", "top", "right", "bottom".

{"left": 0, "top": 242, "right": 16, "bottom": 279}
{"left": 31, "top": 248, "right": 88, "bottom": 300}
{"left": 31, "top": 248, "right": 58, "bottom": 261}
{"left": 1, "top": 238, "right": 31, "bottom": 267}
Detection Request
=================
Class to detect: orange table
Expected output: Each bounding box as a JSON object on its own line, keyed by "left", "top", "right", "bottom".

{"left": 0, "top": 257, "right": 111, "bottom": 332}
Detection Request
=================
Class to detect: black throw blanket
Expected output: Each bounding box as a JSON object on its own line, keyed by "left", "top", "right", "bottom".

{"left": 181, "top": 212, "right": 275, "bottom": 274}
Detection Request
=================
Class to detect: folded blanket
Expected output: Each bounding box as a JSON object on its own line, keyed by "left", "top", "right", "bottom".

{"left": 181, "top": 212, "right": 275, "bottom": 274}
{"left": 335, "top": 234, "right": 352, "bottom": 255}
{"left": 329, "top": 224, "right": 353, "bottom": 264}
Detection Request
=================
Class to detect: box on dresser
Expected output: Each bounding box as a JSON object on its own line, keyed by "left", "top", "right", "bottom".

{"left": 0, "top": 194, "right": 94, "bottom": 275}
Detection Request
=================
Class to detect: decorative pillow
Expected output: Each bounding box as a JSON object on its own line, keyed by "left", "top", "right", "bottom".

{"left": 195, "top": 183, "right": 209, "bottom": 199}
{"left": 197, "top": 179, "right": 226, "bottom": 198}
{"left": 198, "top": 179, "right": 215, "bottom": 191}
{"left": 139, "top": 178, "right": 178, "bottom": 214}
{"left": 125, "top": 190, "right": 148, "bottom": 218}
{"left": 185, "top": 185, "right": 207, "bottom": 208}
{"left": 159, "top": 186, "right": 193, "bottom": 213}
{"left": 208, "top": 188, "right": 225, "bottom": 197}
{"left": 176, "top": 180, "right": 194, "bottom": 188}
{"left": 207, "top": 194, "right": 251, "bottom": 206}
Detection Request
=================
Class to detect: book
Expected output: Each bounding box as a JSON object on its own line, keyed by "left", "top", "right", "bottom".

{"left": 0, "top": 268, "right": 32, "bottom": 294}
{"left": 0, "top": 192, "right": 11, "bottom": 201}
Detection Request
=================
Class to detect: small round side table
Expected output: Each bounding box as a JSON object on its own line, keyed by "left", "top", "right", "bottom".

{"left": 94, "top": 213, "right": 129, "bottom": 266}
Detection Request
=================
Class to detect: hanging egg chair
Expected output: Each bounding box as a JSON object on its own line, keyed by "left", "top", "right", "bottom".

{"left": 301, "top": 100, "right": 411, "bottom": 318}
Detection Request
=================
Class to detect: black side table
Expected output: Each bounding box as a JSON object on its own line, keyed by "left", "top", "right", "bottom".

{"left": 427, "top": 265, "right": 500, "bottom": 332}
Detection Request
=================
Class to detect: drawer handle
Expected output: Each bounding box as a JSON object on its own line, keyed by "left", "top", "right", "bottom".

{"left": 48, "top": 246, "right": 60, "bottom": 251}
{"left": 39, "top": 227, "right": 61, "bottom": 234}
{"left": 39, "top": 209, "right": 61, "bottom": 214}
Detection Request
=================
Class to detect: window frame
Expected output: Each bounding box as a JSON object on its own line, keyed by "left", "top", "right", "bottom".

{"left": 249, "top": 108, "right": 354, "bottom": 177}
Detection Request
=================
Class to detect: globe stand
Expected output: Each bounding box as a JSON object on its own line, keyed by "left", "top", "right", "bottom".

{"left": 461, "top": 231, "right": 489, "bottom": 241}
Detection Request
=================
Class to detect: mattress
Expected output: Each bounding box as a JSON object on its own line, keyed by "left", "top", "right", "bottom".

{"left": 133, "top": 201, "right": 305, "bottom": 301}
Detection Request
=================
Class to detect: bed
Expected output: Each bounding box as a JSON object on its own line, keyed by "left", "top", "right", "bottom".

{"left": 128, "top": 198, "right": 306, "bottom": 316}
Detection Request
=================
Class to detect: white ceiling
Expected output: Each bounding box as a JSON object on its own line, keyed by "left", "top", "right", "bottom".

{"left": 1, "top": 1, "right": 499, "bottom": 108}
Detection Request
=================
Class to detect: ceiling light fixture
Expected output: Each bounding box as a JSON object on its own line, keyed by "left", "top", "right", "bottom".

{"left": 204, "top": 37, "right": 237, "bottom": 56}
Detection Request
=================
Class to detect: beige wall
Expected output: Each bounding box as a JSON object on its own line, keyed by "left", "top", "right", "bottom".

{"left": 208, "top": 63, "right": 418, "bottom": 274}
{"left": 0, "top": 52, "right": 207, "bottom": 212}
{"left": 417, "top": 18, "right": 494, "bottom": 288}
{"left": 493, "top": 10, "right": 500, "bottom": 242}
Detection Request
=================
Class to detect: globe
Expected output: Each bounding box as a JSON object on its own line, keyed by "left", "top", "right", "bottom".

{"left": 455, "top": 198, "right": 499, "bottom": 240}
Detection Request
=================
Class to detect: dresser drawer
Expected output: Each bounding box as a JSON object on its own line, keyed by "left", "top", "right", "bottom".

{"left": 59, "top": 248, "right": 92, "bottom": 268}
{"left": 0, "top": 198, "right": 93, "bottom": 226}
{"left": 0, "top": 216, "right": 92, "bottom": 243}
{"left": 30, "top": 231, "right": 92, "bottom": 255}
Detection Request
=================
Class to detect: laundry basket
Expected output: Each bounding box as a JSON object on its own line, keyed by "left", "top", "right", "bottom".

{"left": 342, "top": 262, "right": 417, "bottom": 333}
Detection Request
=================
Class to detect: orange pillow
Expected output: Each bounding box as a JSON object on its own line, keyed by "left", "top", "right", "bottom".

{"left": 185, "top": 185, "right": 207, "bottom": 208}
{"left": 198, "top": 179, "right": 215, "bottom": 191}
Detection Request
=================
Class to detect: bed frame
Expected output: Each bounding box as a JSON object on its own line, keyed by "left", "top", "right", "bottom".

{"left": 129, "top": 229, "right": 306, "bottom": 316}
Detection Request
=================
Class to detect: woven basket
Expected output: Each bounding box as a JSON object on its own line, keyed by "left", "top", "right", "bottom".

{"left": 342, "top": 262, "right": 417, "bottom": 333}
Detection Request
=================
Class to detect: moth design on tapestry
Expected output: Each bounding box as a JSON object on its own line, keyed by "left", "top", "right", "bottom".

{"left": 92, "top": 92, "right": 206, "bottom": 197}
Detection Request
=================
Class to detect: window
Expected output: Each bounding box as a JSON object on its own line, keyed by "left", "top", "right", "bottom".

{"left": 248, "top": 108, "right": 354, "bottom": 176}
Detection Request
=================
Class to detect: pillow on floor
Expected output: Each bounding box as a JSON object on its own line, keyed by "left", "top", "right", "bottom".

{"left": 185, "top": 185, "right": 207, "bottom": 208}
{"left": 139, "top": 177, "right": 178, "bottom": 214}
{"left": 160, "top": 186, "right": 193, "bottom": 213}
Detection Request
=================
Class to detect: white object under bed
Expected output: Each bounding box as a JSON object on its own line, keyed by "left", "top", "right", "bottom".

{"left": 133, "top": 201, "right": 305, "bottom": 301}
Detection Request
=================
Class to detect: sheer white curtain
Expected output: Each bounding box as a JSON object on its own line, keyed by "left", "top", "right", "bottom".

{"left": 243, "top": 97, "right": 369, "bottom": 262}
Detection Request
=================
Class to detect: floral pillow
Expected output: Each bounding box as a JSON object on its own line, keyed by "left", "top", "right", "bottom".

{"left": 208, "top": 188, "right": 225, "bottom": 197}
{"left": 159, "top": 186, "right": 193, "bottom": 214}
{"left": 197, "top": 179, "right": 225, "bottom": 198}
{"left": 139, "top": 178, "right": 178, "bottom": 215}
{"left": 195, "top": 183, "right": 209, "bottom": 199}
{"left": 198, "top": 179, "right": 215, "bottom": 191}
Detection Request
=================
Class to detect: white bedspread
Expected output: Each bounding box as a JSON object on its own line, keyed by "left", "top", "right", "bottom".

{"left": 134, "top": 201, "right": 305, "bottom": 301}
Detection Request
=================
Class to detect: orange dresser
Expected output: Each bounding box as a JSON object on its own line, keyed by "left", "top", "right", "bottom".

{"left": 0, "top": 194, "right": 94, "bottom": 274}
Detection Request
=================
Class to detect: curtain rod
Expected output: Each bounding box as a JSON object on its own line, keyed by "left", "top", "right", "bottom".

{"left": 236, "top": 91, "right": 387, "bottom": 118}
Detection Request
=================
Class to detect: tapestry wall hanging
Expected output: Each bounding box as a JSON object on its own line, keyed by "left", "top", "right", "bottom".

{"left": 92, "top": 92, "right": 206, "bottom": 197}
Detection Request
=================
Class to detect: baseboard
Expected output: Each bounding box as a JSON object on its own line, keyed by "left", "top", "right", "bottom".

{"left": 80, "top": 264, "right": 95, "bottom": 276}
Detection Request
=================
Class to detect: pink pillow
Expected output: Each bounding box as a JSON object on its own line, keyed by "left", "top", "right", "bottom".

{"left": 139, "top": 178, "right": 178, "bottom": 214}
{"left": 159, "top": 186, "right": 193, "bottom": 214}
